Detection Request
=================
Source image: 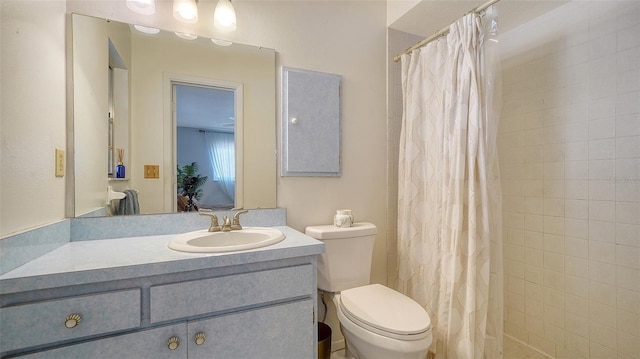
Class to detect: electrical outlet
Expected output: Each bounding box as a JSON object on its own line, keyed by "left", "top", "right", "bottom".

{"left": 55, "top": 149, "right": 65, "bottom": 177}
{"left": 144, "top": 165, "right": 160, "bottom": 179}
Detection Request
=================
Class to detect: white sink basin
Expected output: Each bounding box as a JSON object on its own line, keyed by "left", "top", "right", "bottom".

{"left": 168, "top": 227, "right": 285, "bottom": 253}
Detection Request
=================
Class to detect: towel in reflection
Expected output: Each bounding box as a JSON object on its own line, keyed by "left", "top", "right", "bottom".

{"left": 117, "top": 189, "right": 140, "bottom": 215}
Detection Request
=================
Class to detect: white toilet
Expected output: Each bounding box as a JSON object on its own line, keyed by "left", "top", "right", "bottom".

{"left": 305, "top": 222, "right": 432, "bottom": 359}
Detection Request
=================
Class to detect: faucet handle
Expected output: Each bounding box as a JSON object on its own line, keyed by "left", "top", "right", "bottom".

{"left": 231, "top": 210, "right": 249, "bottom": 230}
{"left": 199, "top": 210, "right": 220, "bottom": 232}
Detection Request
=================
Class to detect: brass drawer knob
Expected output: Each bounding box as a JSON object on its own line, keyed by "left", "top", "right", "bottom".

{"left": 167, "top": 336, "right": 180, "bottom": 350}
{"left": 194, "top": 332, "right": 206, "bottom": 345}
{"left": 64, "top": 314, "right": 82, "bottom": 329}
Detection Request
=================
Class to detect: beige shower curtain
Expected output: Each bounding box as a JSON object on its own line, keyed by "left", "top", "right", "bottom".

{"left": 398, "top": 9, "right": 503, "bottom": 359}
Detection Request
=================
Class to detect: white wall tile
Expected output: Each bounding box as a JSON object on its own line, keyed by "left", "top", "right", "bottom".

{"left": 616, "top": 113, "right": 640, "bottom": 137}
{"left": 617, "top": 266, "right": 640, "bottom": 292}
{"left": 616, "top": 136, "right": 640, "bottom": 159}
{"left": 590, "top": 281, "right": 617, "bottom": 307}
{"left": 565, "top": 161, "right": 588, "bottom": 181}
{"left": 589, "top": 240, "right": 616, "bottom": 264}
{"left": 617, "top": 24, "right": 640, "bottom": 51}
{"left": 588, "top": 159, "right": 615, "bottom": 180}
{"left": 499, "top": 2, "right": 640, "bottom": 357}
{"left": 565, "top": 199, "right": 589, "bottom": 219}
{"left": 566, "top": 274, "right": 589, "bottom": 298}
{"left": 590, "top": 341, "right": 617, "bottom": 358}
{"left": 589, "top": 302, "right": 617, "bottom": 329}
{"left": 565, "top": 331, "right": 590, "bottom": 358}
{"left": 617, "top": 330, "right": 640, "bottom": 358}
{"left": 589, "top": 220, "right": 616, "bottom": 243}
{"left": 565, "top": 237, "right": 588, "bottom": 259}
{"left": 544, "top": 216, "right": 565, "bottom": 235}
{"left": 616, "top": 202, "right": 640, "bottom": 225}
{"left": 588, "top": 260, "right": 616, "bottom": 283}
{"left": 565, "top": 180, "right": 589, "bottom": 199}
{"left": 590, "top": 321, "right": 618, "bottom": 350}
{"left": 617, "top": 309, "right": 640, "bottom": 336}
{"left": 616, "top": 223, "right": 639, "bottom": 247}
{"left": 616, "top": 245, "right": 640, "bottom": 269}
{"left": 566, "top": 312, "right": 590, "bottom": 338}
{"left": 617, "top": 287, "right": 640, "bottom": 315}
{"left": 616, "top": 90, "right": 640, "bottom": 116}
{"left": 589, "top": 180, "right": 615, "bottom": 201}
{"left": 588, "top": 200, "right": 615, "bottom": 221}
{"left": 616, "top": 47, "right": 640, "bottom": 74}
{"left": 588, "top": 138, "right": 615, "bottom": 160}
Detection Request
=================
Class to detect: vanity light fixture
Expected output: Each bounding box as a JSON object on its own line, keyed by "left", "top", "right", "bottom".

{"left": 173, "top": 0, "right": 199, "bottom": 24}
{"left": 213, "top": 0, "right": 237, "bottom": 32}
{"left": 134, "top": 25, "right": 161, "bottom": 34}
{"left": 175, "top": 32, "right": 198, "bottom": 40}
{"left": 126, "top": 0, "right": 156, "bottom": 15}
{"left": 211, "top": 38, "right": 232, "bottom": 46}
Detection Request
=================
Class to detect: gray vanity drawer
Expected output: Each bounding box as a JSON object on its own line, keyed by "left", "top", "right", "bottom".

{"left": 1, "top": 289, "right": 140, "bottom": 353}
{"left": 150, "top": 264, "right": 313, "bottom": 323}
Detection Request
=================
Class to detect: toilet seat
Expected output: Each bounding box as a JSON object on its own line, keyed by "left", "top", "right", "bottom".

{"left": 339, "top": 284, "right": 431, "bottom": 341}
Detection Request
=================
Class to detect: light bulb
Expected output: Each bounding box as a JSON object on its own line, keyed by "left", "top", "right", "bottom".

{"left": 214, "top": 0, "right": 237, "bottom": 32}
{"left": 173, "top": 0, "right": 198, "bottom": 24}
{"left": 126, "top": 0, "right": 156, "bottom": 16}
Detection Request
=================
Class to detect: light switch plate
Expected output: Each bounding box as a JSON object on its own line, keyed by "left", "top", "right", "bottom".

{"left": 144, "top": 165, "right": 160, "bottom": 179}
{"left": 55, "top": 149, "right": 65, "bottom": 177}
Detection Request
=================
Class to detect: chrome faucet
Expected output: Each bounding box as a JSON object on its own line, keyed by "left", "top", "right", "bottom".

{"left": 199, "top": 210, "right": 221, "bottom": 232}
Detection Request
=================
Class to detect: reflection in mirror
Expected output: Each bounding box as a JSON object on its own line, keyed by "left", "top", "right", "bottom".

{"left": 175, "top": 84, "right": 237, "bottom": 212}
{"left": 69, "top": 14, "right": 276, "bottom": 218}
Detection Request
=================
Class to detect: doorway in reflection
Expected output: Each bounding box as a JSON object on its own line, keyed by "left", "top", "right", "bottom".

{"left": 174, "top": 83, "right": 236, "bottom": 212}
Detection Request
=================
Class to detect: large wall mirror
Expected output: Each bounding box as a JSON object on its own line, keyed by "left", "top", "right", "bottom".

{"left": 70, "top": 14, "right": 276, "bottom": 218}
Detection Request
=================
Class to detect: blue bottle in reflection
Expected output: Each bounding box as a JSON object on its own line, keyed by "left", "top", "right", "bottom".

{"left": 116, "top": 163, "right": 126, "bottom": 178}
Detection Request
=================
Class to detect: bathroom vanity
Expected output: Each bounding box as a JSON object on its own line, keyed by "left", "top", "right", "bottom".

{"left": 0, "top": 225, "right": 323, "bottom": 358}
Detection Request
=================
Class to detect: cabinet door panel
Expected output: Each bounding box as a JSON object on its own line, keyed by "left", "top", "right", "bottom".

{"left": 187, "top": 299, "right": 313, "bottom": 359}
{"left": 16, "top": 323, "right": 187, "bottom": 359}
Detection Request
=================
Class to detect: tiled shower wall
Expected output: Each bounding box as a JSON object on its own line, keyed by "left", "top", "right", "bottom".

{"left": 499, "top": 1, "right": 639, "bottom": 358}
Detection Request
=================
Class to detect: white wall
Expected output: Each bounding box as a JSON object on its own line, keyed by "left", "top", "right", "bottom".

{"left": 1, "top": 1, "right": 67, "bottom": 236}
{"left": 2, "top": 0, "right": 389, "bottom": 295}
{"left": 3, "top": 1, "right": 388, "bottom": 349}
{"left": 499, "top": 1, "right": 639, "bottom": 357}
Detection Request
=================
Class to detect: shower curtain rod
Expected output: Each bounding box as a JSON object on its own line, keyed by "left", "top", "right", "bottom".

{"left": 392, "top": 0, "right": 501, "bottom": 62}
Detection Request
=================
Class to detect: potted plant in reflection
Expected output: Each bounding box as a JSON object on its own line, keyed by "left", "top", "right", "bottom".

{"left": 177, "top": 162, "right": 208, "bottom": 212}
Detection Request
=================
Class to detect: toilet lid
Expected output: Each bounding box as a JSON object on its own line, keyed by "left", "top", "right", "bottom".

{"left": 340, "top": 284, "right": 431, "bottom": 337}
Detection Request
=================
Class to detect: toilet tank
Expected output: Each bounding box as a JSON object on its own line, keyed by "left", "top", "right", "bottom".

{"left": 305, "top": 222, "right": 377, "bottom": 292}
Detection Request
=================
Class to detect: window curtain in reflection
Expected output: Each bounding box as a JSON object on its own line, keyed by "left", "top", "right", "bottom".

{"left": 204, "top": 131, "right": 235, "bottom": 201}
{"left": 397, "top": 7, "right": 503, "bottom": 359}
